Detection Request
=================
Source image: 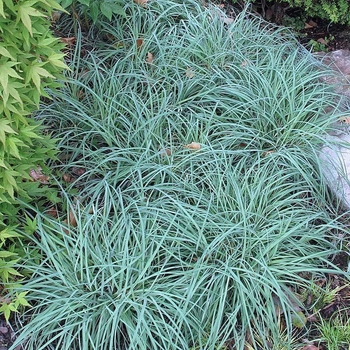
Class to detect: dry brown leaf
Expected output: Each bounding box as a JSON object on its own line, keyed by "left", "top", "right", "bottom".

{"left": 338, "top": 116, "right": 350, "bottom": 124}
{"left": 68, "top": 210, "right": 77, "bottom": 227}
{"left": 62, "top": 173, "right": 75, "bottom": 183}
{"left": 309, "top": 20, "right": 317, "bottom": 27}
{"left": 304, "top": 22, "right": 313, "bottom": 29}
{"left": 29, "top": 167, "right": 50, "bottom": 184}
{"left": 159, "top": 148, "right": 171, "bottom": 156}
{"left": 71, "top": 167, "right": 86, "bottom": 176}
{"left": 185, "top": 142, "right": 201, "bottom": 150}
{"left": 46, "top": 207, "right": 58, "bottom": 218}
{"left": 263, "top": 150, "right": 276, "bottom": 156}
{"left": 136, "top": 38, "right": 144, "bottom": 48}
{"left": 51, "top": 11, "right": 62, "bottom": 23}
{"left": 76, "top": 90, "right": 85, "bottom": 100}
{"left": 301, "top": 345, "right": 319, "bottom": 350}
{"left": 134, "top": 0, "right": 148, "bottom": 5}
{"left": 146, "top": 52, "right": 154, "bottom": 64}
{"left": 317, "top": 38, "right": 327, "bottom": 45}
{"left": 60, "top": 37, "right": 76, "bottom": 46}
{"left": 186, "top": 67, "right": 195, "bottom": 78}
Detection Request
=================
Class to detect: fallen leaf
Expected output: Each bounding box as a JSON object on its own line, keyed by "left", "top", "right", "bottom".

{"left": 309, "top": 20, "right": 317, "bottom": 27}
{"left": 304, "top": 22, "right": 313, "bottom": 29}
{"left": 338, "top": 116, "right": 350, "bottom": 124}
{"left": 185, "top": 142, "right": 201, "bottom": 150}
{"left": 62, "top": 173, "right": 75, "bottom": 183}
{"left": 134, "top": 0, "right": 147, "bottom": 5}
{"left": 301, "top": 345, "right": 319, "bottom": 350}
{"left": 29, "top": 167, "right": 50, "bottom": 184}
{"left": 159, "top": 148, "right": 171, "bottom": 156}
{"left": 76, "top": 90, "right": 85, "bottom": 100}
{"left": 263, "top": 150, "right": 276, "bottom": 156}
{"left": 317, "top": 38, "right": 327, "bottom": 45}
{"left": 68, "top": 210, "right": 77, "bottom": 227}
{"left": 146, "top": 52, "right": 154, "bottom": 64}
{"left": 60, "top": 37, "right": 76, "bottom": 46}
{"left": 186, "top": 67, "right": 195, "bottom": 78}
{"left": 71, "top": 167, "right": 85, "bottom": 176}
{"left": 46, "top": 207, "right": 58, "bottom": 218}
{"left": 51, "top": 11, "right": 62, "bottom": 22}
{"left": 136, "top": 38, "right": 144, "bottom": 48}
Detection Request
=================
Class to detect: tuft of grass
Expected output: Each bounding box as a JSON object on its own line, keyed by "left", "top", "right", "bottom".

{"left": 317, "top": 312, "right": 350, "bottom": 350}
{"left": 10, "top": 1, "right": 350, "bottom": 349}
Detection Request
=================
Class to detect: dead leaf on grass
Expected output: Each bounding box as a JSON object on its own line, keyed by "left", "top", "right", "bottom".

{"left": 63, "top": 210, "right": 77, "bottom": 233}
{"left": 146, "top": 52, "right": 154, "bottom": 64}
{"left": 136, "top": 38, "right": 144, "bottom": 48}
{"left": 338, "top": 116, "right": 350, "bottom": 124}
{"left": 159, "top": 148, "right": 171, "bottom": 156}
{"left": 185, "top": 142, "right": 201, "bottom": 150}
{"left": 71, "top": 167, "right": 86, "bottom": 176}
{"left": 304, "top": 20, "right": 317, "bottom": 29}
{"left": 186, "top": 67, "right": 195, "bottom": 78}
{"left": 317, "top": 38, "right": 327, "bottom": 45}
{"left": 29, "top": 167, "right": 50, "bottom": 184}
{"left": 46, "top": 207, "right": 58, "bottom": 218}
{"left": 301, "top": 345, "right": 319, "bottom": 350}
{"left": 263, "top": 150, "right": 276, "bottom": 156}
{"left": 60, "top": 37, "right": 76, "bottom": 46}
{"left": 134, "top": 0, "right": 148, "bottom": 6}
{"left": 62, "top": 173, "right": 75, "bottom": 183}
{"left": 304, "top": 22, "right": 313, "bottom": 29}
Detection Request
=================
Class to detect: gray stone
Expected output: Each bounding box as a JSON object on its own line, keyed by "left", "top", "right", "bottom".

{"left": 315, "top": 50, "right": 350, "bottom": 210}
{"left": 319, "top": 134, "right": 350, "bottom": 210}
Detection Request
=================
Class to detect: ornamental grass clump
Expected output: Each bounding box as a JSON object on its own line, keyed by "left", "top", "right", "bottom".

{"left": 11, "top": 1, "right": 350, "bottom": 349}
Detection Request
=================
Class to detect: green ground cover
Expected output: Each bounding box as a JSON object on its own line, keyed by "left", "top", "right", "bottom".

{"left": 8, "top": 1, "right": 350, "bottom": 349}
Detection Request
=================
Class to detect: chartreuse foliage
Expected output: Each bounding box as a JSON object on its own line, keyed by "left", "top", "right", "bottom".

{"left": 9, "top": 1, "right": 350, "bottom": 349}
{"left": 0, "top": 0, "right": 68, "bottom": 320}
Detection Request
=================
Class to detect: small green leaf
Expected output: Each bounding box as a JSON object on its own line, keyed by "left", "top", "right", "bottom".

{"left": 0, "top": 61, "right": 22, "bottom": 97}
{"left": 112, "top": 4, "right": 125, "bottom": 16}
{"left": 100, "top": 1, "right": 113, "bottom": 21}
{"left": 0, "top": 47, "right": 15, "bottom": 60}
{"left": 0, "top": 227, "right": 21, "bottom": 241}
{"left": 26, "top": 64, "right": 55, "bottom": 91}
{"left": 15, "top": 292, "right": 31, "bottom": 308}
{"left": 7, "top": 82, "right": 25, "bottom": 107}
{"left": 0, "top": 302, "right": 17, "bottom": 322}
{"left": 59, "top": 0, "right": 73, "bottom": 8}
{"left": 17, "top": 4, "right": 46, "bottom": 36}
{"left": 291, "top": 311, "right": 307, "bottom": 328}
{"left": 78, "top": 0, "right": 90, "bottom": 6}
{"left": 0, "top": 0, "right": 4, "bottom": 18}
{"left": 0, "top": 159, "right": 8, "bottom": 169}
{"left": 0, "top": 119, "right": 17, "bottom": 146}
{"left": 47, "top": 53, "right": 70, "bottom": 70}
{"left": 6, "top": 136, "right": 25, "bottom": 159}
{"left": 89, "top": 2, "right": 99, "bottom": 23}
{"left": 0, "top": 251, "right": 16, "bottom": 258}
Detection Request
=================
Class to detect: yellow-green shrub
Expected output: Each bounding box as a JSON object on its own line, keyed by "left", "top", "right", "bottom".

{"left": 0, "top": 0, "right": 67, "bottom": 320}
